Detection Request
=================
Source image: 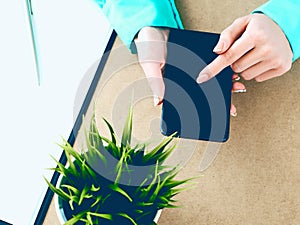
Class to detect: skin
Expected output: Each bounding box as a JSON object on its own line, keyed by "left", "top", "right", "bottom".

{"left": 197, "top": 14, "right": 293, "bottom": 84}
{"left": 135, "top": 14, "right": 293, "bottom": 116}
{"left": 134, "top": 27, "right": 168, "bottom": 106}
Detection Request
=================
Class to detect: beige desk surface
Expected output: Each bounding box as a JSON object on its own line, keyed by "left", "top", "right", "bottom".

{"left": 44, "top": 0, "right": 300, "bottom": 224}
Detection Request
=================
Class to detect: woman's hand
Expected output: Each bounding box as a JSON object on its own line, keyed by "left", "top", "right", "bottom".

{"left": 197, "top": 14, "right": 293, "bottom": 83}
{"left": 134, "top": 27, "right": 169, "bottom": 106}
{"left": 135, "top": 26, "right": 248, "bottom": 116}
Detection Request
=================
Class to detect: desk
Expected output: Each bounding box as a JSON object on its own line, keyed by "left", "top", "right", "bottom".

{"left": 44, "top": 0, "right": 300, "bottom": 224}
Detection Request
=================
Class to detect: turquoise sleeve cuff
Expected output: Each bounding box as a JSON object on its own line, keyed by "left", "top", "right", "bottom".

{"left": 94, "top": 0, "right": 106, "bottom": 8}
{"left": 253, "top": 0, "right": 300, "bottom": 62}
{"left": 97, "top": 0, "right": 183, "bottom": 53}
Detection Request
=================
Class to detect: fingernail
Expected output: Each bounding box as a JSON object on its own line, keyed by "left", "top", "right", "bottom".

{"left": 197, "top": 74, "right": 209, "bottom": 83}
{"left": 233, "top": 89, "right": 247, "bottom": 93}
{"left": 213, "top": 41, "right": 225, "bottom": 53}
{"left": 232, "top": 74, "right": 239, "bottom": 80}
{"left": 234, "top": 76, "right": 241, "bottom": 81}
{"left": 154, "top": 96, "right": 160, "bottom": 106}
{"left": 231, "top": 112, "right": 237, "bottom": 117}
{"left": 153, "top": 96, "right": 163, "bottom": 106}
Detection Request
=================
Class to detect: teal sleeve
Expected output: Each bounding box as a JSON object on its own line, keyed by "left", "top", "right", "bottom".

{"left": 94, "top": 0, "right": 106, "bottom": 8}
{"left": 94, "top": 0, "right": 184, "bottom": 53}
{"left": 253, "top": 0, "right": 300, "bottom": 62}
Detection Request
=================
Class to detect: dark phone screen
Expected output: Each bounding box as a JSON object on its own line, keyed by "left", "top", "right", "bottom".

{"left": 161, "top": 28, "right": 233, "bottom": 142}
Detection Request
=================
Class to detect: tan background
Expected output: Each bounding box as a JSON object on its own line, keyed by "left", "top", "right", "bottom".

{"left": 44, "top": 0, "right": 300, "bottom": 224}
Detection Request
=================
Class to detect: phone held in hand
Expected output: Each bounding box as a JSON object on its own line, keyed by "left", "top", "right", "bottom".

{"left": 161, "top": 28, "right": 233, "bottom": 142}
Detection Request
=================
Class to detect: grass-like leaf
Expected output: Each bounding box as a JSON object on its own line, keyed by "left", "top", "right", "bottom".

{"left": 143, "top": 135, "right": 175, "bottom": 162}
{"left": 109, "top": 184, "right": 133, "bottom": 202}
{"left": 61, "top": 184, "right": 80, "bottom": 196}
{"left": 90, "top": 184, "right": 100, "bottom": 192}
{"left": 50, "top": 155, "right": 71, "bottom": 178}
{"left": 121, "top": 104, "right": 133, "bottom": 148}
{"left": 102, "top": 117, "right": 117, "bottom": 145}
{"left": 58, "top": 140, "right": 83, "bottom": 164}
{"left": 118, "top": 213, "right": 137, "bottom": 225}
{"left": 136, "top": 202, "right": 154, "bottom": 207}
{"left": 44, "top": 177, "right": 70, "bottom": 201}
{"left": 78, "top": 186, "right": 93, "bottom": 206}
{"left": 68, "top": 195, "right": 79, "bottom": 211}
{"left": 91, "top": 195, "right": 102, "bottom": 208}
{"left": 64, "top": 211, "right": 86, "bottom": 225}
{"left": 84, "top": 128, "right": 106, "bottom": 165}
{"left": 88, "top": 212, "right": 113, "bottom": 220}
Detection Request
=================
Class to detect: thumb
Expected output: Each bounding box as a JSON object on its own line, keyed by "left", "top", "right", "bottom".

{"left": 140, "top": 62, "right": 165, "bottom": 106}
{"left": 213, "top": 15, "right": 250, "bottom": 54}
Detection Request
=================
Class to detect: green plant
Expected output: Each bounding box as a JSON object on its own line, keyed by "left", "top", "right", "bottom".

{"left": 45, "top": 106, "right": 194, "bottom": 225}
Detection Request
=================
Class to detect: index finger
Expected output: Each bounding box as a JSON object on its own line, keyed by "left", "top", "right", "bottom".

{"left": 197, "top": 33, "right": 254, "bottom": 83}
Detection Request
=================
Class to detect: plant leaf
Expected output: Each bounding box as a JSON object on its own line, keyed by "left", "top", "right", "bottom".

{"left": 78, "top": 186, "right": 93, "bottom": 205}
{"left": 144, "top": 161, "right": 159, "bottom": 193}
{"left": 102, "top": 117, "right": 117, "bottom": 144}
{"left": 61, "top": 184, "right": 80, "bottom": 196}
{"left": 143, "top": 135, "right": 175, "bottom": 162}
{"left": 50, "top": 155, "right": 70, "bottom": 178}
{"left": 118, "top": 213, "right": 137, "bottom": 225}
{"left": 108, "top": 184, "right": 132, "bottom": 202}
{"left": 64, "top": 211, "right": 86, "bottom": 225}
{"left": 69, "top": 197, "right": 77, "bottom": 211}
{"left": 91, "top": 184, "right": 100, "bottom": 192}
{"left": 84, "top": 128, "right": 106, "bottom": 166}
{"left": 136, "top": 202, "right": 153, "bottom": 206}
{"left": 44, "top": 177, "right": 70, "bottom": 201}
{"left": 121, "top": 104, "right": 133, "bottom": 148}
{"left": 86, "top": 212, "right": 94, "bottom": 225}
{"left": 91, "top": 195, "right": 102, "bottom": 208}
{"left": 88, "top": 212, "right": 113, "bottom": 220}
{"left": 58, "top": 140, "right": 83, "bottom": 164}
{"left": 63, "top": 143, "right": 78, "bottom": 176}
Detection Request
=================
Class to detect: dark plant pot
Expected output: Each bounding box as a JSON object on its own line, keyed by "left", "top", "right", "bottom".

{"left": 54, "top": 173, "right": 162, "bottom": 225}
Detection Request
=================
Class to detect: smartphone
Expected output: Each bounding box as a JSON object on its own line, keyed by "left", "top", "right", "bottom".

{"left": 161, "top": 28, "right": 233, "bottom": 142}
